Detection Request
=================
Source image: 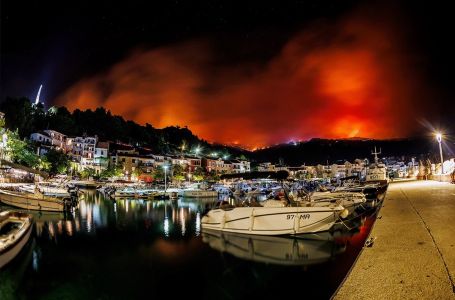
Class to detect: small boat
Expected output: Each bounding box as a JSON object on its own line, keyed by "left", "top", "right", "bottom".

{"left": 182, "top": 189, "right": 218, "bottom": 198}
{"left": 201, "top": 200, "right": 346, "bottom": 235}
{"left": 0, "top": 211, "right": 33, "bottom": 269}
{"left": 0, "top": 189, "right": 75, "bottom": 212}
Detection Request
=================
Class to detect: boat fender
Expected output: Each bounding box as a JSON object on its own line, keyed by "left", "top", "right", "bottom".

{"left": 340, "top": 208, "right": 349, "bottom": 219}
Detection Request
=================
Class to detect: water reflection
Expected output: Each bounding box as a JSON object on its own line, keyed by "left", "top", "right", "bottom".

{"left": 202, "top": 230, "right": 347, "bottom": 266}
{"left": 0, "top": 190, "right": 382, "bottom": 300}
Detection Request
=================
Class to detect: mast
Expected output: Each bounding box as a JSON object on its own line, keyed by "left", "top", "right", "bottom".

{"left": 371, "top": 146, "right": 381, "bottom": 165}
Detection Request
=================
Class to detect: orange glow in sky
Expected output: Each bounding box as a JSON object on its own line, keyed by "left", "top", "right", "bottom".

{"left": 57, "top": 10, "right": 428, "bottom": 149}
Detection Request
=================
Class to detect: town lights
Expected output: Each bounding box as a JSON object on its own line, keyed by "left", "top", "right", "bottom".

{"left": 194, "top": 147, "right": 201, "bottom": 156}
{"left": 435, "top": 132, "right": 444, "bottom": 175}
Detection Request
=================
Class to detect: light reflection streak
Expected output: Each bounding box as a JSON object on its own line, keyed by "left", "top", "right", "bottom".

{"left": 195, "top": 212, "right": 201, "bottom": 236}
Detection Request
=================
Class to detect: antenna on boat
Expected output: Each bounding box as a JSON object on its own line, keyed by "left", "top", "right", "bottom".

{"left": 371, "top": 146, "right": 381, "bottom": 164}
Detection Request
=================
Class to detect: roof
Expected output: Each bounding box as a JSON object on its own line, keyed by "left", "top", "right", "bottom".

{"left": 96, "top": 141, "right": 110, "bottom": 149}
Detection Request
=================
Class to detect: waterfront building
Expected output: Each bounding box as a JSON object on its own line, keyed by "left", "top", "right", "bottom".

{"left": 229, "top": 159, "right": 250, "bottom": 173}
{"left": 258, "top": 162, "right": 276, "bottom": 172}
{"left": 71, "top": 135, "right": 98, "bottom": 170}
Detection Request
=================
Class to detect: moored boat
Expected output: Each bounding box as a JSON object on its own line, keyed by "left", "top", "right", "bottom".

{"left": 183, "top": 189, "right": 218, "bottom": 198}
{"left": 201, "top": 201, "right": 345, "bottom": 235}
{"left": 0, "top": 189, "right": 74, "bottom": 212}
{"left": 0, "top": 211, "right": 33, "bottom": 269}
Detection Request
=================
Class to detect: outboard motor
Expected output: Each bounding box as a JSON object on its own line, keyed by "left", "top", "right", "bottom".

{"left": 66, "top": 185, "right": 79, "bottom": 209}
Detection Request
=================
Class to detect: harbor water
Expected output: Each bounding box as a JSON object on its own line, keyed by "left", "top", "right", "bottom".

{"left": 0, "top": 191, "right": 381, "bottom": 299}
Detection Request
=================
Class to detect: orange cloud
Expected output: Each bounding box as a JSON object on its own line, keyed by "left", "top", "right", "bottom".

{"left": 57, "top": 8, "right": 429, "bottom": 149}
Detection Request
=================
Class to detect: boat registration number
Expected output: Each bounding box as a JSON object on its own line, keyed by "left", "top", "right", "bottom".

{"left": 286, "top": 214, "right": 310, "bottom": 220}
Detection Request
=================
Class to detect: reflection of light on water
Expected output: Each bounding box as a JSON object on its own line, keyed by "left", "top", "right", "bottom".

{"left": 195, "top": 212, "right": 201, "bottom": 236}
{"left": 32, "top": 250, "right": 39, "bottom": 271}
{"left": 66, "top": 220, "right": 73, "bottom": 236}
{"left": 126, "top": 200, "right": 129, "bottom": 213}
{"left": 180, "top": 208, "right": 186, "bottom": 236}
{"left": 114, "top": 202, "right": 117, "bottom": 214}
{"left": 164, "top": 217, "right": 169, "bottom": 237}
{"left": 87, "top": 203, "right": 93, "bottom": 233}
{"left": 146, "top": 201, "right": 150, "bottom": 214}
{"left": 79, "top": 201, "right": 87, "bottom": 218}
{"left": 48, "top": 221, "right": 55, "bottom": 239}
{"left": 75, "top": 218, "right": 80, "bottom": 232}
{"left": 93, "top": 202, "right": 101, "bottom": 227}
{"left": 57, "top": 220, "right": 63, "bottom": 235}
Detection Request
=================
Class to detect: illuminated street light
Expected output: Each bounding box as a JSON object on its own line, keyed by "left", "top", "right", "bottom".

{"left": 163, "top": 165, "right": 169, "bottom": 192}
{"left": 435, "top": 132, "right": 444, "bottom": 176}
{"left": 194, "top": 147, "right": 201, "bottom": 157}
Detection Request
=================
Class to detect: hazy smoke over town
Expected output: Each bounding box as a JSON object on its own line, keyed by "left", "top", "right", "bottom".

{"left": 58, "top": 6, "right": 430, "bottom": 149}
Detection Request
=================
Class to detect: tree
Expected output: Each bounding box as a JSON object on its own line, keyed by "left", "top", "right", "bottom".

{"left": 152, "top": 167, "right": 165, "bottom": 181}
{"left": 81, "top": 167, "right": 96, "bottom": 179}
{"left": 44, "top": 148, "right": 70, "bottom": 175}
{"left": 5, "top": 130, "right": 40, "bottom": 168}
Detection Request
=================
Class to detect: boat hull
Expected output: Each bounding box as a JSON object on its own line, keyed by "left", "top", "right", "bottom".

{"left": 0, "top": 190, "right": 65, "bottom": 212}
{"left": 183, "top": 190, "right": 218, "bottom": 198}
{"left": 0, "top": 212, "right": 33, "bottom": 269}
{"left": 201, "top": 206, "right": 342, "bottom": 235}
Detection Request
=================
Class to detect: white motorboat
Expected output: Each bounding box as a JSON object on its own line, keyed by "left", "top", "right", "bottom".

{"left": 183, "top": 189, "right": 218, "bottom": 198}
{"left": 366, "top": 147, "right": 389, "bottom": 184}
{"left": 0, "top": 189, "right": 70, "bottom": 212}
{"left": 0, "top": 211, "right": 33, "bottom": 269}
{"left": 19, "top": 184, "right": 70, "bottom": 198}
{"left": 201, "top": 200, "right": 345, "bottom": 235}
{"left": 295, "top": 191, "right": 366, "bottom": 215}
{"left": 201, "top": 230, "right": 346, "bottom": 265}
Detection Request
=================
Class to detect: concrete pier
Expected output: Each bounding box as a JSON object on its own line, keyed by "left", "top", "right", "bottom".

{"left": 334, "top": 180, "right": 455, "bottom": 299}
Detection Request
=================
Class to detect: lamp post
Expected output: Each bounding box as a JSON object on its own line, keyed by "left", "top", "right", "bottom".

{"left": 435, "top": 132, "right": 444, "bottom": 177}
{"left": 163, "top": 165, "right": 169, "bottom": 193}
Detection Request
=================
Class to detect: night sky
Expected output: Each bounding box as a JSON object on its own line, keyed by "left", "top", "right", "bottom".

{"left": 1, "top": 0, "right": 454, "bottom": 148}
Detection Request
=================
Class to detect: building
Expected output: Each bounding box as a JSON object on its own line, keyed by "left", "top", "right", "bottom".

{"left": 229, "top": 159, "right": 250, "bottom": 173}
{"left": 258, "top": 162, "right": 276, "bottom": 172}
{"left": 43, "top": 130, "right": 66, "bottom": 150}
{"left": 71, "top": 135, "right": 98, "bottom": 169}
{"left": 30, "top": 132, "right": 52, "bottom": 145}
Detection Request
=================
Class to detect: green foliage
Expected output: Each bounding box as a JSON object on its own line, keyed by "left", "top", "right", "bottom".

{"left": 152, "top": 167, "right": 165, "bottom": 180}
{"left": 0, "top": 97, "right": 251, "bottom": 158}
{"left": 81, "top": 168, "right": 96, "bottom": 179}
{"left": 192, "top": 166, "right": 204, "bottom": 176}
{"left": 100, "top": 165, "right": 123, "bottom": 178}
{"left": 172, "top": 164, "right": 185, "bottom": 177}
{"left": 132, "top": 168, "right": 143, "bottom": 178}
{"left": 5, "top": 130, "right": 40, "bottom": 168}
{"left": 44, "top": 148, "right": 70, "bottom": 174}
{"left": 173, "top": 174, "right": 185, "bottom": 182}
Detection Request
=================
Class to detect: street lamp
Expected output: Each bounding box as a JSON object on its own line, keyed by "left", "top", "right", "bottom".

{"left": 435, "top": 132, "right": 444, "bottom": 175}
{"left": 194, "top": 147, "right": 201, "bottom": 157}
{"left": 163, "top": 165, "right": 169, "bottom": 192}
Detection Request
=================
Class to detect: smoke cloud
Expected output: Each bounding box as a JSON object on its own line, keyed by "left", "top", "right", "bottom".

{"left": 57, "top": 7, "right": 429, "bottom": 149}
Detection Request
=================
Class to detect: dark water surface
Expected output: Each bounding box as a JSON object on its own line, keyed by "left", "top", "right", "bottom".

{"left": 0, "top": 191, "right": 381, "bottom": 300}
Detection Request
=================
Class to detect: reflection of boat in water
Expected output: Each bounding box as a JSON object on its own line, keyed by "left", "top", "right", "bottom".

{"left": 0, "top": 211, "right": 33, "bottom": 269}
{"left": 202, "top": 230, "right": 346, "bottom": 266}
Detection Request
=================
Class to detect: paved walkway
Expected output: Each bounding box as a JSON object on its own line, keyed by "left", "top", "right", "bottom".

{"left": 334, "top": 180, "right": 455, "bottom": 299}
